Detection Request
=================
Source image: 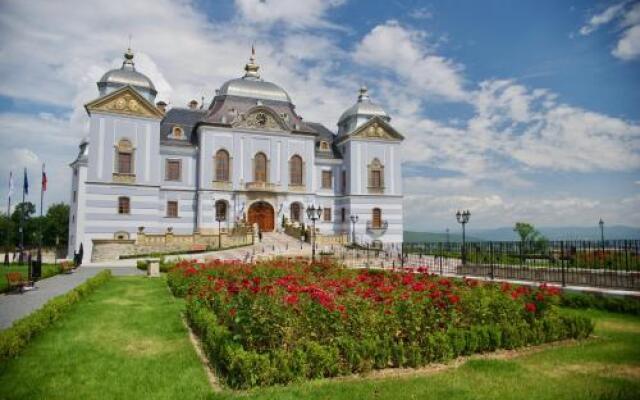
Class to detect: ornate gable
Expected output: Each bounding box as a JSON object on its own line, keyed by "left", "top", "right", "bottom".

{"left": 85, "top": 86, "right": 164, "bottom": 119}
{"left": 231, "top": 106, "right": 289, "bottom": 132}
{"left": 347, "top": 117, "right": 404, "bottom": 142}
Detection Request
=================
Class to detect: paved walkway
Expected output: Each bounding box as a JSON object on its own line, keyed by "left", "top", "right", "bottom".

{"left": 0, "top": 266, "right": 142, "bottom": 330}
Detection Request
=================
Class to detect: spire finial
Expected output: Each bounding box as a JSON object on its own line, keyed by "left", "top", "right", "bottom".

{"left": 244, "top": 44, "right": 260, "bottom": 79}
{"left": 123, "top": 35, "right": 135, "bottom": 69}
{"left": 358, "top": 85, "right": 369, "bottom": 102}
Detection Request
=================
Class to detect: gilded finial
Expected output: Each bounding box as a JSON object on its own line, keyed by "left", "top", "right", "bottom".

{"left": 244, "top": 44, "right": 260, "bottom": 79}
{"left": 123, "top": 35, "right": 135, "bottom": 68}
{"left": 358, "top": 85, "right": 369, "bottom": 102}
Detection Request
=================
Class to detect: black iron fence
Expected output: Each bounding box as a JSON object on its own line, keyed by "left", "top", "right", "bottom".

{"left": 315, "top": 240, "right": 640, "bottom": 290}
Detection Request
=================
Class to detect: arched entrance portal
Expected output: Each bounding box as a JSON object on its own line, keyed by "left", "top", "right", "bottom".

{"left": 247, "top": 201, "right": 275, "bottom": 232}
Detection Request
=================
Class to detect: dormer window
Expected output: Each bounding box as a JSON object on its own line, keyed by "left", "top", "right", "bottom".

{"left": 319, "top": 141, "right": 330, "bottom": 151}
{"left": 171, "top": 126, "right": 184, "bottom": 139}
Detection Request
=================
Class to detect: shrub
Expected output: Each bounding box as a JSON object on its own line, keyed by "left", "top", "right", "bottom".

{"left": 560, "top": 291, "right": 640, "bottom": 315}
{"left": 171, "top": 259, "right": 593, "bottom": 388}
{"left": 0, "top": 270, "right": 112, "bottom": 363}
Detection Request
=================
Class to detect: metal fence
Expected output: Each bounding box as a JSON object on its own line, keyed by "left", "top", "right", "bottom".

{"left": 315, "top": 240, "right": 640, "bottom": 290}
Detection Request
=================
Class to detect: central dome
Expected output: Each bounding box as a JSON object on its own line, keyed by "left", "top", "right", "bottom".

{"left": 217, "top": 48, "right": 292, "bottom": 103}
{"left": 97, "top": 48, "right": 157, "bottom": 102}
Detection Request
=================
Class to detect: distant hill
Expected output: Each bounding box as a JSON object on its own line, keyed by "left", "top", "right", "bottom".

{"left": 403, "top": 231, "right": 483, "bottom": 243}
{"left": 405, "top": 226, "right": 640, "bottom": 242}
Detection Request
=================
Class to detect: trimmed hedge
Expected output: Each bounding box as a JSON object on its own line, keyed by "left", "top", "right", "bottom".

{"left": 0, "top": 269, "right": 112, "bottom": 363}
{"left": 187, "top": 301, "right": 593, "bottom": 388}
{"left": 136, "top": 260, "right": 173, "bottom": 273}
{"left": 170, "top": 259, "right": 595, "bottom": 389}
{"left": 560, "top": 291, "right": 640, "bottom": 315}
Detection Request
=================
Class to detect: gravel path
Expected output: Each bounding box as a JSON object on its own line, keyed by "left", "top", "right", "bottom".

{"left": 0, "top": 266, "right": 142, "bottom": 330}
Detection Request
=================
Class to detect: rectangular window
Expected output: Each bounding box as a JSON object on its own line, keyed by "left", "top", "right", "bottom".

{"left": 371, "top": 170, "right": 382, "bottom": 188}
{"left": 73, "top": 190, "right": 77, "bottom": 203}
{"left": 321, "top": 170, "right": 332, "bottom": 189}
{"left": 165, "top": 159, "right": 181, "bottom": 181}
{"left": 323, "top": 207, "right": 332, "bottom": 222}
{"left": 341, "top": 208, "right": 346, "bottom": 223}
{"left": 118, "top": 152, "right": 132, "bottom": 174}
{"left": 341, "top": 170, "right": 346, "bottom": 192}
{"left": 166, "top": 201, "right": 178, "bottom": 218}
{"left": 118, "top": 197, "right": 130, "bottom": 214}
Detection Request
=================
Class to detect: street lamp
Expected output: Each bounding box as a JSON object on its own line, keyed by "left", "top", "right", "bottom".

{"left": 349, "top": 214, "right": 359, "bottom": 245}
{"left": 215, "top": 203, "right": 225, "bottom": 249}
{"left": 599, "top": 218, "right": 605, "bottom": 250}
{"left": 306, "top": 204, "right": 323, "bottom": 262}
{"left": 456, "top": 210, "right": 471, "bottom": 265}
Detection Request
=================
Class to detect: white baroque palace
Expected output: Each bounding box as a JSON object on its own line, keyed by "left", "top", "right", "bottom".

{"left": 68, "top": 48, "right": 404, "bottom": 260}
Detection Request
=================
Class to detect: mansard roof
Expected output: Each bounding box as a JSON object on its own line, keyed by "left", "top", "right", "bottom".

{"left": 305, "top": 122, "right": 342, "bottom": 160}
{"left": 160, "top": 107, "right": 206, "bottom": 146}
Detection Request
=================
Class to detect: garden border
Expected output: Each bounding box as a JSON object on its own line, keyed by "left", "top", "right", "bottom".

{"left": 0, "top": 269, "right": 112, "bottom": 363}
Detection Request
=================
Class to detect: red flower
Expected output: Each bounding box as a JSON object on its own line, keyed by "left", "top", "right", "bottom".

{"left": 229, "top": 307, "right": 237, "bottom": 317}
{"left": 284, "top": 294, "right": 299, "bottom": 305}
{"left": 525, "top": 303, "right": 537, "bottom": 313}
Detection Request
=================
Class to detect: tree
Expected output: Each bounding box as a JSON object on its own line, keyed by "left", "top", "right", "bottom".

{"left": 44, "top": 203, "right": 69, "bottom": 247}
{"left": 514, "top": 222, "right": 537, "bottom": 244}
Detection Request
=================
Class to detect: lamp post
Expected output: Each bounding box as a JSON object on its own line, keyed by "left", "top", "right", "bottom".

{"left": 456, "top": 210, "right": 471, "bottom": 265}
{"left": 215, "top": 203, "right": 225, "bottom": 249}
{"left": 349, "top": 214, "right": 359, "bottom": 245}
{"left": 599, "top": 218, "right": 605, "bottom": 250}
{"left": 306, "top": 204, "right": 322, "bottom": 262}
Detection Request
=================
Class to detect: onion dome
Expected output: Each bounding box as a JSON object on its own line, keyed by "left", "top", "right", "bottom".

{"left": 97, "top": 48, "right": 157, "bottom": 102}
{"left": 216, "top": 47, "right": 292, "bottom": 103}
{"left": 338, "top": 86, "right": 389, "bottom": 135}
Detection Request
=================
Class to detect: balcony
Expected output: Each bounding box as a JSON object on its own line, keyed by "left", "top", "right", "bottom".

{"left": 212, "top": 180, "right": 232, "bottom": 190}
{"left": 367, "top": 186, "right": 385, "bottom": 194}
{"left": 288, "top": 184, "right": 306, "bottom": 193}
{"left": 245, "top": 181, "right": 278, "bottom": 192}
{"left": 112, "top": 172, "right": 135, "bottom": 184}
{"left": 366, "top": 220, "right": 388, "bottom": 236}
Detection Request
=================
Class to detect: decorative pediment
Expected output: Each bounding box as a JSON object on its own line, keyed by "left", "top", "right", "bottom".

{"left": 349, "top": 117, "right": 404, "bottom": 142}
{"left": 85, "top": 86, "right": 164, "bottom": 119}
{"left": 231, "top": 106, "right": 289, "bottom": 132}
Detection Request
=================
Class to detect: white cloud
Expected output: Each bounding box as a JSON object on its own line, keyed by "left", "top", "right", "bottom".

{"left": 612, "top": 24, "right": 640, "bottom": 60}
{"left": 579, "top": 2, "right": 627, "bottom": 35}
{"left": 408, "top": 7, "right": 432, "bottom": 20}
{"left": 353, "top": 21, "right": 467, "bottom": 102}
{"left": 234, "top": 0, "right": 345, "bottom": 29}
{"left": 579, "top": 1, "right": 640, "bottom": 61}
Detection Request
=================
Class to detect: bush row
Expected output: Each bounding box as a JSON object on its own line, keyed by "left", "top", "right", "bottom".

{"left": 136, "top": 259, "right": 173, "bottom": 273}
{"left": 187, "top": 301, "right": 593, "bottom": 389}
{"left": 0, "top": 269, "right": 112, "bottom": 363}
{"left": 560, "top": 291, "right": 640, "bottom": 315}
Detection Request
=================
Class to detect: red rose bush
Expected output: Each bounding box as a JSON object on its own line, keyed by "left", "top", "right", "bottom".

{"left": 168, "top": 258, "right": 593, "bottom": 388}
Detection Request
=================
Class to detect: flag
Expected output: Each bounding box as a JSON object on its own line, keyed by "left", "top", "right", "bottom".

{"left": 7, "top": 171, "right": 13, "bottom": 201}
{"left": 23, "top": 168, "right": 28, "bottom": 196}
{"left": 42, "top": 164, "right": 47, "bottom": 192}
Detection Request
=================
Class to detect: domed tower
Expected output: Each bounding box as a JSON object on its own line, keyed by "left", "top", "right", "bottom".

{"left": 337, "top": 86, "right": 390, "bottom": 136}
{"left": 97, "top": 48, "right": 157, "bottom": 102}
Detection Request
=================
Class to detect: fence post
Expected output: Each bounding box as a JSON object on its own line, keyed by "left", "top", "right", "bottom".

{"left": 490, "top": 241, "right": 495, "bottom": 280}
{"left": 561, "top": 241, "right": 566, "bottom": 287}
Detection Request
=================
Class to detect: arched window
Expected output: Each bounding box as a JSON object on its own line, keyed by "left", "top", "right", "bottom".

{"left": 254, "top": 152, "right": 267, "bottom": 182}
{"left": 215, "top": 200, "right": 227, "bottom": 221}
{"left": 172, "top": 126, "right": 184, "bottom": 138}
{"left": 116, "top": 139, "right": 133, "bottom": 174}
{"left": 289, "top": 155, "right": 303, "bottom": 186}
{"left": 290, "top": 202, "right": 301, "bottom": 222}
{"left": 215, "top": 149, "right": 230, "bottom": 182}
{"left": 372, "top": 207, "right": 382, "bottom": 229}
{"left": 118, "top": 196, "right": 130, "bottom": 214}
{"left": 368, "top": 158, "right": 384, "bottom": 192}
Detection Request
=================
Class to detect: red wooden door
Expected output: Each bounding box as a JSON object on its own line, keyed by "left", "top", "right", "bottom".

{"left": 248, "top": 201, "right": 274, "bottom": 232}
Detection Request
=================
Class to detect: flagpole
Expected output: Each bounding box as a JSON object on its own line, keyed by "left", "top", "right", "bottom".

{"left": 19, "top": 168, "right": 25, "bottom": 265}
{"left": 3, "top": 171, "right": 10, "bottom": 265}
{"left": 38, "top": 163, "right": 44, "bottom": 268}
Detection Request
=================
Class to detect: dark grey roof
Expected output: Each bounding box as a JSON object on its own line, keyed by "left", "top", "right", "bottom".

{"left": 160, "top": 108, "right": 206, "bottom": 146}
{"left": 306, "top": 122, "right": 342, "bottom": 159}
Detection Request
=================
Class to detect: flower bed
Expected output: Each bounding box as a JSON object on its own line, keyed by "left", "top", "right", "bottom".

{"left": 168, "top": 259, "right": 594, "bottom": 389}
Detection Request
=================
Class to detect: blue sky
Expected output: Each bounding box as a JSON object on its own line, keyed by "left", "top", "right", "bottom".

{"left": 0, "top": 0, "right": 638, "bottom": 231}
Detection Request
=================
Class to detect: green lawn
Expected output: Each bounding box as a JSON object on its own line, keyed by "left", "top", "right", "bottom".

{"left": 0, "top": 276, "right": 638, "bottom": 400}
{"left": 0, "top": 264, "right": 61, "bottom": 293}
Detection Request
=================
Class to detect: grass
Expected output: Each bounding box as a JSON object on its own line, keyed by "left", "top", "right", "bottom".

{"left": 0, "top": 277, "right": 638, "bottom": 399}
{"left": 0, "top": 263, "right": 61, "bottom": 293}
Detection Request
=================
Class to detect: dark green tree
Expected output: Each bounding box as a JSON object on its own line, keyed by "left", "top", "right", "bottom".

{"left": 44, "top": 203, "right": 69, "bottom": 247}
